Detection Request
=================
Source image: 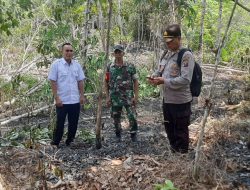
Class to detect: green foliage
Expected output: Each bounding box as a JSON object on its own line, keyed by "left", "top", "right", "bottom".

{"left": 0, "top": 0, "right": 33, "bottom": 35}
{"left": 182, "top": 0, "right": 250, "bottom": 68}
{"left": 154, "top": 179, "right": 178, "bottom": 190}
{"left": 77, "top": 128, "right": 95, "bottom": 143}
{"left": 0, "top": 75, "right": 52, "bottom": 109}
{"left": 18, "top": 0, "right": 33, "bottom": 10}
{"left": 36, "top": 57, "right": 51, "bottom": 69}
{"left": 85, "top": 52, "right": 106, "bottom": 93}
{"left": 37, "top": 24, "right": 71, "bottom": 57}
{"left": 0, "top": 125, "right": 51, "bottom": 148}
{"left": 1, "top": 74, "right": 37, "bottom": 100}
{"left": 178, "top": 0, "right": 197, "bottom": 28}
{"left": 138, "top": 68, "right": 159, "bottom": 99}
{"left": 110, "top": 25, "right": 132, "bottom": 44}
{"left": 26, "top": 81, "right": 52, "bottom": 103}
{"left": 20, "top": 74, "right": 38, "bottom": 88}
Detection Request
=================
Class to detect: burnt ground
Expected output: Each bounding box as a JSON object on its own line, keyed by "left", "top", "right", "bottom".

{"left": 0, "top": 67, "right": 250, "bottom": 190}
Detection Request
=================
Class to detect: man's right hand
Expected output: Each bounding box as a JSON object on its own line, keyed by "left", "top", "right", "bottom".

{"left": 106, "top": 96, "right": 111, "bottom": 107}
{"left": 148, "top": 77, "right": 164, "bottom": 86}
{"left": 55, "top": 96, "right": 63, "bottom": 107}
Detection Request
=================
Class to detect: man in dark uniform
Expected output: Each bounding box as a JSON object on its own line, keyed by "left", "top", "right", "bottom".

{"left": 148, "top": 24, "right": 195, "bottom": 153}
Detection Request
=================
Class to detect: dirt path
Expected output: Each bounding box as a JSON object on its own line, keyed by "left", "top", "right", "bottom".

{"left": 0, "top": 67, "right": 249, "bottom": 190}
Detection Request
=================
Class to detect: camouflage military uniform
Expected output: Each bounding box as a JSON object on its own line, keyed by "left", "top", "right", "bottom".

{"left": 107, "top": 62, "right": 138, "bottom": 134}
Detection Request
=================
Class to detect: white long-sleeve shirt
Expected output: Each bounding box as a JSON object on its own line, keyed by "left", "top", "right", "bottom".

{"left": 48, "top": 58, "right": 85, "bottom": 104}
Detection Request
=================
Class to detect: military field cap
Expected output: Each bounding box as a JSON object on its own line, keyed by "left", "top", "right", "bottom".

{"left": 163, "top": 24, "right": 181, "bottom": 42}
{"left": 113, "top": 44, "right": 124, "bottom": 52}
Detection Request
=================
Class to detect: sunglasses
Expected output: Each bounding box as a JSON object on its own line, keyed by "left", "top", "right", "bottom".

{"left": 65, "top": 50, "right": 73, "bottom": 52}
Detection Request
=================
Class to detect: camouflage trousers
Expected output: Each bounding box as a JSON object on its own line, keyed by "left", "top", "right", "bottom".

{"left": 111, "top": 105, "right": 138, "bottom": 133}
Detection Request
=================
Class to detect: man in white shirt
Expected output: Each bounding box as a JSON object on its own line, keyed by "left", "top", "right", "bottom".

{"left": 48, "top": 43, "right": 86, "bottom": 147}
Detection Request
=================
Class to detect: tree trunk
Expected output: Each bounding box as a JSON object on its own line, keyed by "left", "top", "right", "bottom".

{"left": 81, "top": 0, "right": 91, "bottom": 66}
{"left": 97, "top": 0, "right": 106, "bottom": 51}
{"left": 169, "top": 0, "right": 176, "bottom": 23}
{"left": 137, "top": 9, "right": 141, "bottom": 46}
{"left": 95, "top": 0, "right": 113, "bottom": 149}
{"left": 215, "top": 0, "right": 222, "bottom": 48}
{"left": 117, "top": 0, "right": 124, "bottom": 39}
{"left": 193, "top": 0, "right": 238, "bottom": 179}
{"left": 198, "top": 0, "right": 206, "bottom": 64}
{"left": 141, "top": 12, "right": 144, "bottom": 42}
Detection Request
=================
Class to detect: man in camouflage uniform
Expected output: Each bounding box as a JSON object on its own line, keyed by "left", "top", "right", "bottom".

{"left": 105, "top": 45, "right": 139, "bottom": 142}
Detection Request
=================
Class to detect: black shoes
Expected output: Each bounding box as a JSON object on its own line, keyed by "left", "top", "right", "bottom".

{"left": 131, "top": 133, "right": 137, "bottom": 142}
{"left": 50, "top": 141, "right": 59, "bottom": 148}
{"left": 65, "top": 139, "right": 73, "bottom": 146}
{"left": 115, "top": 132, "right": 121, "bottom": 142}
{"left": 114, "top": 133, "right": 138, "bottom": 142}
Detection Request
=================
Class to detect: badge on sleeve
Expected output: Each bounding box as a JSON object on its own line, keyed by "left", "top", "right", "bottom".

{"left": 182, "top": 55, "right": 190, "bottom": 67}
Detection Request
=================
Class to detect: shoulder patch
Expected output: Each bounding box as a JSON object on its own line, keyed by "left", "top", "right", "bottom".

{"left": 182, "top": 54, "right": 191, "bottom": 67}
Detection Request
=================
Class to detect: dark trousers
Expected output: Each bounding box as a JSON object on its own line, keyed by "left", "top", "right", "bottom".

{"left": 53, "top": 103, "right": 80, "bottom": 144}
{"left": 111, "top": 105, "right": 138, "bottom": 134}
{"left": 163, "top": 101, "right": 191, "bottom": 153}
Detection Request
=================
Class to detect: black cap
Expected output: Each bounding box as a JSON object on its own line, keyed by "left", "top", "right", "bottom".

{"left": 163, "top": 24, "right": 181, "bottom": 42}
{"left": 113, "top": 44, "right": 124, "bottom": 52}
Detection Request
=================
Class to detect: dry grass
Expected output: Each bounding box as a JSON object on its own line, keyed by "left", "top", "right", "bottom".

{"left": 0, "top": 103, "right": 249, "bottom": 190}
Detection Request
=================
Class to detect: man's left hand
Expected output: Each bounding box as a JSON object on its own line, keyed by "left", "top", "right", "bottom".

{"left": 80, "top": 95, "right": 86, "bottom": 105}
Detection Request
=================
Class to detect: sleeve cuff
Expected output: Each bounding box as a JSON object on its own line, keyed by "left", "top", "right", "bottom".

{"left": 78, "top": 76, "right": 86, "bottom": 81}
{"left": 48, "top": 77, "right": 57, "bottom": 81}
{"left": 132, "top": 74, "right": 139, "bottom": 80}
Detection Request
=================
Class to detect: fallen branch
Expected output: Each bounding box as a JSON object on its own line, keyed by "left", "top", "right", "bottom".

{"left": 134, "top": 155, "right": 162, "bottom": 166}
{"left": 79, "top": 115, "right": 110, "bottom": 122}
{"left": 0, "top": 105, "right": 108, "bottom": 126}
{"left": 26, "top": 79, "right": 47, "bottom": 95}
{"left": 84, "top": 93, "right": 98, "bottom": 96}
{"left": 0, "top": 105, "right": 49, "bottom": 126}
{"left": 202, "top": 63, "right": 240, "bottom": 69}
{"left": 202, "top": 65, "right": 247, "bottom": 74}
{"left": 0, "top": 92, "right": 97, "bottom": 115}
{"left": 219, "top": 100, "right": 250, "bottom": 111}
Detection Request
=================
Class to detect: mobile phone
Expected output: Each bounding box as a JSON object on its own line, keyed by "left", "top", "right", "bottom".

{"left": 146, "top": 76, "right": 155, "bottom": 80}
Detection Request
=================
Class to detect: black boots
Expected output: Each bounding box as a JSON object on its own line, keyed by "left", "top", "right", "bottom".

{"left": 131, "top": 133, "right": 137, "bottom": 142}
{"left": 115, "top": 131, "right": 138, "bottom": 142}
{"left": 115, "top": 131, "right": 121, "bottom": 142}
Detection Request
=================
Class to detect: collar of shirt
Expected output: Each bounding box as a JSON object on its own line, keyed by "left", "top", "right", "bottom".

{"left": 61, "top": 58, "right": 74, "bottom": 65}
{"left": 167, "top": 46, "right": 182, "bottom": 59}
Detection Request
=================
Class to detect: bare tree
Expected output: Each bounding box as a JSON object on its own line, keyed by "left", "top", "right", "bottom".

{"left": 215, "top": 0, "right": 223, "bottom": 48}
{"left": 169, "top": 0, "right": 176, "bottom": 23}
{"left": 81, "top": 0, "right": 91, "bottom": 66}
{"left": 198, "top": 0, "right": 206, "bottom": 64}
{"left": 117, "top": 0, "right": 124, "bottom": 38}
{"left": 97, "top": 0, "right": 106, "bottom": 51}
{"left": 95, "top": 0, "right": 113, "bottom": 149}
{"left": 193, "top": 0, "right": 238, "bottom": 179}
